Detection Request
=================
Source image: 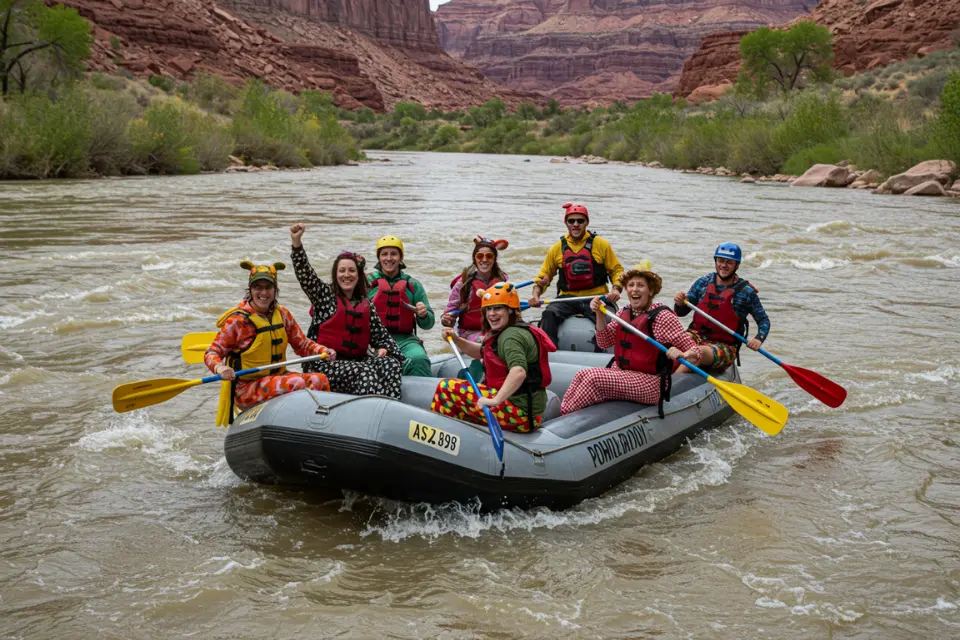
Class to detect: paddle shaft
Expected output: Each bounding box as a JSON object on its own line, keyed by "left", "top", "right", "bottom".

{"left": 118, "top": 354, "right": 327, "bottom": 405}
{"left": 450, "top": 280, "right": 534, "bottom": 316}
{"left": 446, "top": 336, "right": 504, "bottom": 461}
{"left": 683, "top": 300, "right": 780, "bottom": 364}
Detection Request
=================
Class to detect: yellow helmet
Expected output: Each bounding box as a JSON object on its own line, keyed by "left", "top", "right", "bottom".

{"left": 481, "top": 282, "right": 521, "bottom": 309}
{"left": 376, "top": 235, "right": 404, "bottom": 257}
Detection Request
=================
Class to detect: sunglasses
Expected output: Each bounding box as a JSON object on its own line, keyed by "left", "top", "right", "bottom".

{"left": 566, "top": 218, "right": 587, "bottom": 225}
{"left": 475, "top": 252, "right": 496, "bottom": 262}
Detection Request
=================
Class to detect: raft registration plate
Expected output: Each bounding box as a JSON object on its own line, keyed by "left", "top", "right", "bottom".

{"left": 408, "top": 421, "right": 460, "bottom": 456}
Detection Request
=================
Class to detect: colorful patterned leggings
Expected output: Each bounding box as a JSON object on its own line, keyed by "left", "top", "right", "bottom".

{"left": 235, "top": 373, "right": 330, "bottom": 409}
{"left": 688, "top": 330, "right": 737, "bottom": 371}
{"left": 430, "top": 378, "right": 542, "bottom": 433}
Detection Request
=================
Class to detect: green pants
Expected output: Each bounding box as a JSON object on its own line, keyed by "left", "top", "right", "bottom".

{"left": 393, "top": 333, "right": 432, "bottom": 377}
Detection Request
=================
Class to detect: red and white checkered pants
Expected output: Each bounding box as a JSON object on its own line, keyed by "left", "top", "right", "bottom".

{"left": 560, "top": 364, "right": 662, "bottom": 415}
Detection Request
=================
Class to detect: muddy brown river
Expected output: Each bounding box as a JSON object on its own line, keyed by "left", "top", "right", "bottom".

{"left": 2, "top": 152, "right": 959, "bottom": 637}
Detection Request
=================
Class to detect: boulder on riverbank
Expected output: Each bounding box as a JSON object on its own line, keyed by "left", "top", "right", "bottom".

{"left": 879, "top": 160, "right": 958, "bottom": 194}
{"left": 792, "top": 164, "right": 855, "bottom": 188}
{"left": 882, "top": 172, "right": 945, "bottom": 194}
{"left": 904, "top": 180, "right": 948, "bottom": 196}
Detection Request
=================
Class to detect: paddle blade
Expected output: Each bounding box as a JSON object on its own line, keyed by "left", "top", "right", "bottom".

{"left": 710, "top": 377, "right": 789, "bottom": 436}
{"left": 782, "top": 363, "right": 847, "bottom": 408}
{"left": 181, "top": 332, "right": 217, "bottom": 364}
{"left": 112, "top": 378, "right": 199, "bottom": 413}
{"left": 215, "top": 380, "right": 232, "bottom": 427}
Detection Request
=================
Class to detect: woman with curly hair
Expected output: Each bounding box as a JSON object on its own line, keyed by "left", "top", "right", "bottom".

{"left": 289, "top": 223, "right": 404, "bottom": 399}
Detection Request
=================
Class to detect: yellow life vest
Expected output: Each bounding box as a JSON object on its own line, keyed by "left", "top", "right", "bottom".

{"left": 216, "top": 306, "right": 288, "bottom": 380}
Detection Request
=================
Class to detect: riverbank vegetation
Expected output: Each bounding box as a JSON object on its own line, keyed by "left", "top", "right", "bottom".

{"left": 0, "top": 73, "right": 359, "bottom": 179}
{"left": 0, "top": 0, "right": 357, "bottom": 178}
{"left": 346, "top": 42, "right": 960, "bottom": 180}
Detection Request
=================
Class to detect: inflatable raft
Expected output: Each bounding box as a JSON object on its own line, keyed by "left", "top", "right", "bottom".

{"left": 223, "top": 349, "right": 738, "bottom": 510}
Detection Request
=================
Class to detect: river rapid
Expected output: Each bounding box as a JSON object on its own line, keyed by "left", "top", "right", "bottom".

{"left": 2, "top": 151, "right": 959, "bottom": 638}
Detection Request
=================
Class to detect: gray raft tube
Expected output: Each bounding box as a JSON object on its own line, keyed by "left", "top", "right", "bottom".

{"left": 225, "top": 361, "right": 737, "bottom": 509}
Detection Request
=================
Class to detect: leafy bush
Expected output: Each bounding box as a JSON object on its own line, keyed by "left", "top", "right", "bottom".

{"left": 908, "top": 69, "right": 951, "bottom": 104}
{"left": 87, "top": 89, "right": 138, "bottom": 175}
{"left": 89, "top": 72, "right": 125, "bottom": 91}
{"left": 0, "top": 88, "right": 93, "bottom": 178}
{"left": 839, "top": 102, "right": 928, "bottom": 177}
{"left": 932, "top": 72, "right": 960, "bottom": 164}
{"left": 770, "top": 90, "right": 849, "bottom": 161}
{"left": 392, "top": 102, "right": 427, "bottom": 123}
{"left": 428, "top": 124, "right": 460, "bottom": 149}
{"left": 148, "top": 75, "right": 176, "bottom": 93}
{"left": 128, "top": 101, "right": 203, "bottom": 174}
{"left": 186, "top": 72, "right": 239, "bottom": 115}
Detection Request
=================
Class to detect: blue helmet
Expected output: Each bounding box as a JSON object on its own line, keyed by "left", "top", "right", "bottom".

{"left": 714, "top": 242, "right": 742, "bottom": 263}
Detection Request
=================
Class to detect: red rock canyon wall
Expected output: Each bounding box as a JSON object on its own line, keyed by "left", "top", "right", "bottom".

{"left": 434, "top": 0, "right": 817, "bottom": 104}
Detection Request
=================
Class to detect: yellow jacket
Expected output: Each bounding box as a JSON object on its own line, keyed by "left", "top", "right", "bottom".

{"left": 535, "top": 232, "right": 624, "bottom": 297}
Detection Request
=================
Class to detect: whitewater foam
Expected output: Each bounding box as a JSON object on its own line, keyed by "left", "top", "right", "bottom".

{"left": 354, "top": 427, "right": 756, "bottom": 542}
{"left": 77, "top": 412, "right": 209, "bottom": 475}
{"left": 806, "top": 220, "right": 853, "bottom": 234}
{"left": 788, "top": 257, "right": 851, "bottom": 271}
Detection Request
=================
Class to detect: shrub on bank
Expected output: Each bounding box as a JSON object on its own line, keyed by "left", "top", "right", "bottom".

{"left": 0, "top": 75, "right": 357, "bottom": 179}
{"left": 230, "top": 80, "right": 357, "bottom": 167}
{"left": 0, "top": 88, "right": 94, "bottom": 179}
{"left": 128, "top": 100, "right": 233, "bottom": 174}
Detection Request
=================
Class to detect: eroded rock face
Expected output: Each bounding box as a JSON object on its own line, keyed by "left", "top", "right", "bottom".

{"left": 62, "top": 0, "right": 525, "bottom": 110}
{"left": 677, "top": 0, "right": 960, "bottom": 99}
{"left": 435, "top": 0, "right": 815, "bottom": 104}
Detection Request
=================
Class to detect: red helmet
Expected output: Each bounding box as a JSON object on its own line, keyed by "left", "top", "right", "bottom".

{"left": 562, "top": 202, "right": 589, "bottom": 222}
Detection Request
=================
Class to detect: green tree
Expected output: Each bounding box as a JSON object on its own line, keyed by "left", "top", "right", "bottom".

{"left": 391, "top": 101, "right": 427, "bottom": 123}
{"left": 934, "top": 71, "right": 960, "bottom": 163}
{"left": 739, "top": 21, "right": 833, "bottom": 96}
{"left": 0, "top": 0, "right": 91, "bottom": 95}
{"left": 516, "top": 102, "right": 540, "bottom": 120}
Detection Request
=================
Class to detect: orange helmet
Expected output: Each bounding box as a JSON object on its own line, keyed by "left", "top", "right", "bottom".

{"left": 481, "top": 281, "right": 521, "bottom": 309}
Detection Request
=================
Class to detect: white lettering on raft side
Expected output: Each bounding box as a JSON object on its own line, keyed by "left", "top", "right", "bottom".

{"left": 587, "top": 424, "right": 648, "bottom": 468}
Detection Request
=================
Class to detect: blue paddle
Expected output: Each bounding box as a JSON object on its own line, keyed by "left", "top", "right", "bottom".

{"left": 446, "top": 336, "right": 505, "bottom": 461}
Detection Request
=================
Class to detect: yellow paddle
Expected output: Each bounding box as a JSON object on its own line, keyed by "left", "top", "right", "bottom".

{"left": 599, "top": 304, "right": 788, "bottom": 436}
{"left": 112, "top": 354, "right": 328, "bottom": 414}
{"left": 215, "top": 380, "right": 232, "bottom": 427}
{"left": 181, "top": 331, "right": 218, "bottom": 364}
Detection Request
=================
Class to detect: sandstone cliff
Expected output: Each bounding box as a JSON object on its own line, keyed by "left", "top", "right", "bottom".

{"left": 63, "top": 0, "right": 522, "bottom": 111}
{"left": 434, "top": 0, "right": 816, "bottom": 104}
{"left": 677, "top": 0, "right": 960, "bottom": 99}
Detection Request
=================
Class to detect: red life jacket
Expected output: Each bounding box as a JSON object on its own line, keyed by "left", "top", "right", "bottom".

{"left": 689, "top": 277, "right": 752, "bottom": 345}
{"left": 614, "top": 306, "right": 672, "bottom": 374}
{"left": 482, "top": 324, "right": 556, "bottom": 428}
{"left": 370, "top": 276, "right": 416, "bottom": 334}
{"left": 452, "top": 274, "right": 502, "bottom": 332}
{"left": 314, "top": 296, "right": 371, "bottom": 359}
{"left": 612, "top": 305, "right": 674, "bottom": 418}
{"left": 558, "top": 232, "right": 607, "bottom": 292}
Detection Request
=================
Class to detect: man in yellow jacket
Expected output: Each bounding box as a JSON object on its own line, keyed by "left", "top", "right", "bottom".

{"left": 528, "top": 203, "right": 624, "bottom": 349}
